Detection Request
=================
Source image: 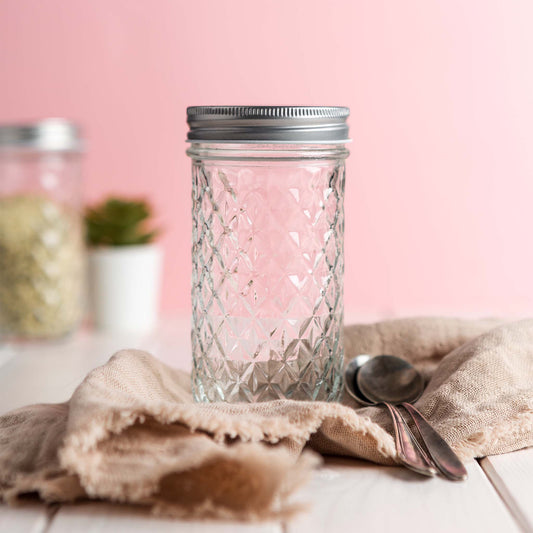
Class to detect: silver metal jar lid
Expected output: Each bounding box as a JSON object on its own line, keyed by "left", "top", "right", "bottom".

{"left": 0, "top": 118, "right": 83, "bottom": 151}
{"left": 187, "top": 106, "right": 350, "bottom": 143}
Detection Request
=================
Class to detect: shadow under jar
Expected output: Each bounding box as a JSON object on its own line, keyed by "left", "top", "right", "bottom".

{"left": 187, "top": 106, "right": 350, "bottom": 402}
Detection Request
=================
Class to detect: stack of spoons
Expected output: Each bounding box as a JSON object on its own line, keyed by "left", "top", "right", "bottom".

{"left": 345, "top": 354, "right": 468, "bottom": 481}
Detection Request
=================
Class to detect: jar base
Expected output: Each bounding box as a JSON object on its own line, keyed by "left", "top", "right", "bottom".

{"left": 191, "top": 354, "right": 344, "bottom": 403}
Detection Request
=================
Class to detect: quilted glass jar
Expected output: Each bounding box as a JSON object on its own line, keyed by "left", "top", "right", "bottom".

{"left": 0, "top": 119, "right": 85, "bottom": 339}
{"left": 187, "top": 106, "right": 349, "bottom": 402}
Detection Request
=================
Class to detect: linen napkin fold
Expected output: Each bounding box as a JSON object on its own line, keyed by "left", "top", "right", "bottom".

{"left": 0, "top": 317, "right": 532, "bottom": 520}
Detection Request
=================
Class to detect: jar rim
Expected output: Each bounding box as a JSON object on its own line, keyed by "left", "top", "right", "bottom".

{"left": 186, "top": 142, "right": 349, "bottom": 161}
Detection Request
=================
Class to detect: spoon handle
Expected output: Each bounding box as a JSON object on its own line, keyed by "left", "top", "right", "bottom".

{"left": 383, "top": 402, "right": 437, "bottom": 477}
{"left": 401, "top": 403, "right": 468, "bottom": 481}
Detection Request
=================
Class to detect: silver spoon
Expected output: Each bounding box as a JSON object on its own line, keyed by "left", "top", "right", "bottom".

{"left": 345, "top": 355, "right": 437, "bottom": 477}
{"left": 357, "top": 355, "right": 468, "bottom": 481}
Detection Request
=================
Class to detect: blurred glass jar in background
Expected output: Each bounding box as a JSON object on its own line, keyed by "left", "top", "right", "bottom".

{"left": 0, "top": 119, "right": 85, "bottom": 339}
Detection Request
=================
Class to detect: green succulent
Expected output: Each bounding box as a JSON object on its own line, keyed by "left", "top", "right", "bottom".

{"left": 85, "top": 198, "right": 158, "bottom": 246}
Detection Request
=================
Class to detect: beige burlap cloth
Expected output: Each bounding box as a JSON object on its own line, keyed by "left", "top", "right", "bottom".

{"left": 1, "top": 317, "right": 532, "bottom": 520}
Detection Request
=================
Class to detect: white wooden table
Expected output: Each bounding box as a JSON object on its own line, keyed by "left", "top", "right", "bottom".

{"left": 0, "top": 318, "right": 531, "bottom": 533}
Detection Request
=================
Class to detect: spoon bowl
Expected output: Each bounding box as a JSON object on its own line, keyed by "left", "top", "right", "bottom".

{"left": 344, "top": 354, "right": 372, "bottom": 405}
{"left": 357, "top": 355, "right": 424, "bottom": 405}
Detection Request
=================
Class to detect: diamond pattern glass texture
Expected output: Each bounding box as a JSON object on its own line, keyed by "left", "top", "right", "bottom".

{"left": 191, "top": 160, "right": 345, "bottom": 402}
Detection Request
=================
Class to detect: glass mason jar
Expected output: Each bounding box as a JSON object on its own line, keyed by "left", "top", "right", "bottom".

{"left": 0, "top": 119, "right": 85, "bottom": 339}
{"left": 187, "top": 106, "right": 350, "bottom": 402}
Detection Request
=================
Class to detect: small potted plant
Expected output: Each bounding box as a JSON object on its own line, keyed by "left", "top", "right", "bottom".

{"left": 85, "top": 198, "right": 162, "bottom": 332}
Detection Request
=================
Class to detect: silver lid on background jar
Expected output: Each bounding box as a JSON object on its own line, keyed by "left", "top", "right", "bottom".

{"left": 0, "top": 118, "right": 83, "bottom": 151}
{"left": 187, "top": 106, "right": 350, "bottom": 144}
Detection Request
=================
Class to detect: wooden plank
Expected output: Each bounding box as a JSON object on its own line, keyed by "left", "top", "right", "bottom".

{"left": 0, "top": 344, "right": 15, "bottom": 371}
{"left": 0, "top": 317, "right": 192, "bottom": 415}
{"left": 480, "top": 447, "right": 533, "bottom": 533}
{"left": 286, "top": 458, "right": 520, "bottom": 533}
{"left": 48, "top": 502, "right": 282, "bottom": 533}
{"left": 0, "top": 503, "right": 56, "bottom": 533}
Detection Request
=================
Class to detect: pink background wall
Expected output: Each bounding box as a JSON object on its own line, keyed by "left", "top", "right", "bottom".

{"left": 1, "top": 0, "right": 532, "bottom": 318}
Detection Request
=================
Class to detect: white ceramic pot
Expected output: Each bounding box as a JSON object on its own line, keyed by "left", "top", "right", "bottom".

{"left": 88, "top": 244, "right": 163, "bottom": 333}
